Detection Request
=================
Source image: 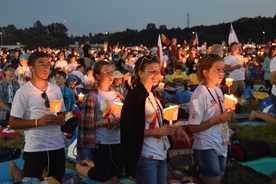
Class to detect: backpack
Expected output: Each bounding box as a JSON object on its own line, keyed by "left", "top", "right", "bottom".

{"left": 66, "top": 126, "right": 92, "bottom": 163}
{"left": 0, "top": 146, "right": 21, "bottom": 162}
{"left": 61, "top": 112, "right": 79, "bottom": 134}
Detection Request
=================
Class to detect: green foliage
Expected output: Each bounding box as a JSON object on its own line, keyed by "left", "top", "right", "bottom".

{"left": 0, "top": 136, "right": 24, "bottom": 150}
{"left": 231, "top": 123, "right": 276, "bottom": 142}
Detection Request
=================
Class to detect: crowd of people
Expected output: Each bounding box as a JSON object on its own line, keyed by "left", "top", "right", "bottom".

{"left": 0, "top": 36, "right": 276, "bottom": 184}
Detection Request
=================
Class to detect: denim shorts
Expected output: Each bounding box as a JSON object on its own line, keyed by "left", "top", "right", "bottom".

{"left": 194, "top": 149, "right": 226, "bottom": 180}
{"left": 135, "top": 156, "right": 167, "bottom": 184}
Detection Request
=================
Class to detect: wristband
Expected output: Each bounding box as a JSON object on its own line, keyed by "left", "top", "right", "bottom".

{"left": 35, "top": 119, "right": 38, "bottom": 127}
{"left": 216, "top": 116, "right": 221, "bottom": 124}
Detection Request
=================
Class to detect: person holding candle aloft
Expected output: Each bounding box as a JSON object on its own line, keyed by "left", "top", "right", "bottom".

{"left": 120, "top": 56, "right": 175, "bottom": 184}
{"left": 76, "top": 60, "right": 123, "bottom": 183}
{"left": 187, "top": 54, "right": 234, "bottom": 184}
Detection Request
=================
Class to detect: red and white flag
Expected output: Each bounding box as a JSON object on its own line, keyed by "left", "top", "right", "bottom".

{"left": 228, "top": 23, "right": 239, "bottom": 45}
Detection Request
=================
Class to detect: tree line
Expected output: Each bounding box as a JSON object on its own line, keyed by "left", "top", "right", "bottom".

{"left": 0, "top": 15, "right": 275, "bottom": 49}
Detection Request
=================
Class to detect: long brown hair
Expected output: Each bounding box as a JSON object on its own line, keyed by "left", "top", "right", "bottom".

{"left": 132, "top": 55, "right": 160, "bottom": 86}
{"left": 197, "top": 54, "right": 223, "bottom": 82}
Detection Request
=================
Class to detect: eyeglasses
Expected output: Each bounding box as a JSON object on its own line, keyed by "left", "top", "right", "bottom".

{"left": 138, "top": 56, "right": 158, "bottom": 71}
{"left": 41, "top": 92, "right": 50, "bottom": 108}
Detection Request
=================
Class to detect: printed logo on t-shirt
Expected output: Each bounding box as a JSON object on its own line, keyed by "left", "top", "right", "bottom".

{"left": 191, "top": 111, "right": 197, "bottom": 119}
{"left": 210, "top": 99, "right": 216, "bottom": 105}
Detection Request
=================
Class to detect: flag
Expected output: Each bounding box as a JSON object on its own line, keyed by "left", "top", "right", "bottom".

{"left": 157, "top": 34, "right": 164, "bottom": 65}
{"left": 161, "top": 33, "right": 171, "bottom": 46}
{"left": 228, "top": 23, "right": 239, "bottom": 45}
{"left": 158, "top": 34, "right": 165, "bottom": 75}
{"left": 195, "top": 32, "right": 199, "bottom": 45}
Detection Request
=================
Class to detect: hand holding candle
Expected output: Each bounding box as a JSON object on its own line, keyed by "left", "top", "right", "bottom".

{"left": 50, "top": 99, "right": 63, "bottom": 116}
{"left": 224, "top": 94, "right": 238, "bottom": 110}
{"left": 164, "top": 105, "right": 179, "bottom": 126}
{"left": 225, "top": 78, "right": 233, "bottom": 94}
{"left": 18, "top": 68, "right": 24, "bottom": 75}
{"left": 78, "top": 93, "right": 85, "bottom": 101}
{"left": 114, "top": 102, "right": 123, "bottom": 116}
{"left": 158, "top": 82, "right": 165, "bottom": 90}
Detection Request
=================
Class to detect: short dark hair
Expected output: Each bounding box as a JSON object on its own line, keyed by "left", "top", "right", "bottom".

{"left": 56, "top": 71, "right": 67, "bottom": 79}
{"left": 85, "top": 66, "right": 93, "bottom": 74}
{"left": 28, "top": 52, "right": 49, "bottom": 67}
{"left": 76, "top": 65, "right": 84, "bottom": 70}
{"left": 67, "top": 53, "right": 75, "bottom": 60}
{"left": 175, "top": 65, "right": 183, "bottom": 71}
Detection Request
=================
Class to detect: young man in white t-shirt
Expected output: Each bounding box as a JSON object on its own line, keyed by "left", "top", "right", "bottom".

{"left": 9, "top": 52, "right": 66, "bottom": 181}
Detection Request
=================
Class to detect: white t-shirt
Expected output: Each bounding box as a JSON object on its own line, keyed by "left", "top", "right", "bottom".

{"left": 142, "top": 92, "right": 170, "bottom": 160}
{"left": 188, "top": 85, "right": 228, "bottom": 157}
{"left": 224, "top": 54, "right": 245, "bottom": 81}
{"left": 68, "top": 63, "right": 78, "bottom": 73}
{"left": 15, "top": 66, "right": 32, "bottom": 86}
{"left": 10, "top": 82, "right": 66, "bottom": 152}
{"left": 95, "top": 89, "right": 121, "bottom": 144}
{"left": 83, "top": 75, "right": 95, "bottom": 85}
{"left": 270, "top": 56, "right": 276, "bottom": 95}
{"left": 54, "top": 60, "right": 68, "bottom": 69}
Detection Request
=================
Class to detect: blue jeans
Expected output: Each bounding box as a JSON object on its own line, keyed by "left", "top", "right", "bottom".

{"left": 135, "top": 156, "right": 167, "bottom": 184}
{"left": 194, "top": 149, "right": 226, "bottom": 180}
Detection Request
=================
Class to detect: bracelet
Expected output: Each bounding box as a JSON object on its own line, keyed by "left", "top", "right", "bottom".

{"left": 100, "top": 119, "right": 104, "bottom": 127}
{"left": 216, "top": 116, "right": 221, "bottom": 124}
{"left": 35, "top": 119, "right": 38, "bottom": 127}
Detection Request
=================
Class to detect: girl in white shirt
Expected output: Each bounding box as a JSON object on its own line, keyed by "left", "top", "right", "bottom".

{"left": 188, "top": 54, "right": 234, "bottom": 184}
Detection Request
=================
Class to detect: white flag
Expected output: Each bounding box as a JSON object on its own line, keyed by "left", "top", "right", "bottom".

{"left": 228, "top": 23, "right": 239, "bottom": 45}
{"left": 195, "top": 32, "right": 199, "bottom": 45}
{"left": 157, "top": 34, "right": 163, "bottom": 67}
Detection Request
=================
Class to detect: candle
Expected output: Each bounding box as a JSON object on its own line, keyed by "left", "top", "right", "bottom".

{"left": 158, "top": 82, "right": 165, "bottom": 90}
{"left": 78, "top": 93, "right": 85, "bottom": 101}
{"left": 194, "top": 58, "right": 198, "bottom": 64}
{"left": 114, "top": 102, "right": 123, "bottom": 115}
{"left": 224, "top": 94, "right": 238, "bottom": 110}
{"left": 18, "top": 68, "right": 24, "bottom": 75}
{"left": 243, "top": 57, "right": 249, "bottom": 63}
{"left": 164, "top": 105, "right": 179, "bottom": 125}
{"left": 225, "top": 78, "right": 233, "bottom": 87}
{"left": 238, "top": 58, "right": 244, "bottom": 65}
{"left": 164, "top": 62, "right": 167, "bottom": 68}
{"left": 50, "top": 99, "right": 63, "bottom": 115}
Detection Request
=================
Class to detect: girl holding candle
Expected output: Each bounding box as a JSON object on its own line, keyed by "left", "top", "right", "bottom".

{"left": 76, "top": 60, "right": 123, "bottom": 183}
{"left": 120, "top": 56, "right": 175, "bottom": 184}
{"left": 187, "top": 54, "right": 234, "bottom": 184}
